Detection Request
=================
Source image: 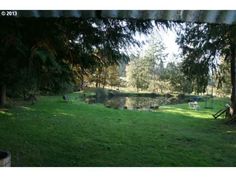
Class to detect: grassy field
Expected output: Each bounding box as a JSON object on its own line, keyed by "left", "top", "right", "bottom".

{"left": 0, "top": 92, "right": 236, "bottom": 167}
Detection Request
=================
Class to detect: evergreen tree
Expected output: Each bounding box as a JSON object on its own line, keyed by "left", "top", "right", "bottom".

{"left": 176, "top": 22, "right": 236, "bottom": 118}
{"left": 0, "top": 18, "right": 154, "bottom": 105}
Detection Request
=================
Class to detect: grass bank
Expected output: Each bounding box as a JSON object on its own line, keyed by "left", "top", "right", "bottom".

{"left": 0, "top": 92, "right": 235, "bottom": 166}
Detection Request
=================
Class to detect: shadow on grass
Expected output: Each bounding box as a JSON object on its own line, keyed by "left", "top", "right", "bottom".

{"left": 1, "top": 98, "right": 236, "bottom": 167}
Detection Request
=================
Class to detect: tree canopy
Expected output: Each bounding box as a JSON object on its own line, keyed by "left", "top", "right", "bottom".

{"left": 0, "top": 17, "right": 155, "bottom": 105}
{"left": 126, "top": 36, "right": 168, "bottom": 92}
{"left": 176, "top": 22, "right": 236, "bottom": 117}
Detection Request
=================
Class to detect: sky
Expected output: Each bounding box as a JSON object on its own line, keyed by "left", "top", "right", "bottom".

{"left": 160, "top": 30, "right": 180, "bottom": 59}
{"left": 130, "top": 27, "right": 182, "bottom": 65}
{"left": 155, "top": 28, "right": 181, "bottom": 63}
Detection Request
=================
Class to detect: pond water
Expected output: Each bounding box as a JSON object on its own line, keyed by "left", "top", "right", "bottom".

{"left": 83, "top": 95, "right": 173, "bottom": 110}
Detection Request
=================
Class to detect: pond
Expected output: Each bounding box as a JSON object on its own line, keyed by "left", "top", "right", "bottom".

{"left": 82, "top": 95, "right": 176, "bottom": 111}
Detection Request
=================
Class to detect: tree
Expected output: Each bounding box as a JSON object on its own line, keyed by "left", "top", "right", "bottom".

{"left": 215, "top": 57, "right": 231, "bottom": 96}
{"left": 126, "top": 57, "right": 150, "bottom": 91}
{"left": 164, "top": 62, "right": 193, "bottom": 93}
{"left": 176, "top": 22, "right": 236, "bottom": 118}
{"left": 107, "top": 65, "right": 121, "bottom": 88}
{"left": 0, "top": 18, "right": 154, "bottom": 106}
{"left": 126, "top": 35, "right": 168, "bottom": 92}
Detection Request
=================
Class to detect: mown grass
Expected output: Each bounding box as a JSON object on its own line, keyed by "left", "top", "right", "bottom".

{"left": 0, "top": 93, "right": 235, "bottom": 167}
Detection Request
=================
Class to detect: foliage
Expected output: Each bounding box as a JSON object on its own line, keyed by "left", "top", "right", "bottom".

{"left": 126, "top": 57, "right": 150, "bottom": 91}
{"left": 215, "top": 57, "right": 231, "bottom": 96}
{"left": 85, "top": 64, "right": 121, "bottom": 88}
{"left": 176, "top": 23, "right": 232, "bottom": 94}
{"left": 126, "top": 36, "right": 168, "bottom": 92}
{"left": 175, "top": 22, "right": 236, "bottom": 117}
{"left": 164, "top": 62, "right": 193, "bottom": 93}
{"left": 107, "top": 65, "right": 122, "bottom": 88}
{"left": 0, "top": 18, "right": 155, "bottom": 101}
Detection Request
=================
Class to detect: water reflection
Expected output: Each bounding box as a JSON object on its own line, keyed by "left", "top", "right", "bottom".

{"left": 83, "top": 96, "right": 170, "bottom": 110}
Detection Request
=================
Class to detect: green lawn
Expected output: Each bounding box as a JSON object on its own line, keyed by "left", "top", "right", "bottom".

{"left": 0, "top": 93, "right": 235, "bottom": 167}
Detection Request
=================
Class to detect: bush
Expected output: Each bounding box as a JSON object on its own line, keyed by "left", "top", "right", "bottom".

{"left": 164, "top": 93, "right": 174, "bottom": 98}
{"left": 166, "top": 97, "right": 178, "bottom": 104}
{"left": 177, "top": 93, "right": 185, "bottom": 99}
{"left": 95, "top": 88, "right": 108, "bottom": 98}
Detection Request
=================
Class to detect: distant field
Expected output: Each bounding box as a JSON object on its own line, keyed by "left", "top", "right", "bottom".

{"left": 0, "top": 92, "right": 235, "bottom": 167}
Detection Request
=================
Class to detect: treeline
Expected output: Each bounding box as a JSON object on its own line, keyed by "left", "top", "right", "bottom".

{"left": 125, "top": 36, "right": 231, "bottom": 95}
{"left": 0, "top": 18, "right": 155, "bottom": 105}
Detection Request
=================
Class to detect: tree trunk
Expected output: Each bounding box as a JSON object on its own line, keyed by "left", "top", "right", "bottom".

{"left": 0, "top": 84, "right": 6, "bottom": 106}
{"left": 230, "top": 43, "right": 236, "bottom": 117}
{"left": 80, "top": 72, "right": 84, "bottom": 90}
